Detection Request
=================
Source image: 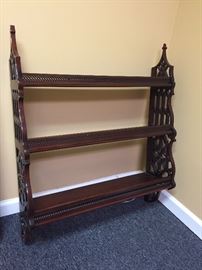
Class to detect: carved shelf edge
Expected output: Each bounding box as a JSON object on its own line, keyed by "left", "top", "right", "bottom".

{"left": 32, "top": 172, "right": 174, "bottom": 226}
{"left": 17, "top": 73, "right": 173, "bottom": 88}
{"left": 27, "top": 125, "right": 175, "bottom": 153}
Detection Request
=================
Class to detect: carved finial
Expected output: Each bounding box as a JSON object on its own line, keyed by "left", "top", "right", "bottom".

{"left": 10, "top": 25, "right": 16, "bottom": 34}
{"left": 9, "top": 25, "right": 22, "bottom": 79}
{"left": 162, "top": 43, "right": 167, "bottom": 57}
{"left": 162, "top": 43, "right": 167, "bottom": 51}
{"left": 10, "top": 25, "right": 18, "bottom": 57}
{"left": 151, "top": 43, "right": 174, "bottom": 80}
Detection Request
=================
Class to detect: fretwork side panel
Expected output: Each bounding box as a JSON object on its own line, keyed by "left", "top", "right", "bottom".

{"left": 10, "top": 25, "right": 33, "bottom": 243}
{"left": 12, "top": 90, "right": 22, "bottom": 143}
{"left": 146, "top": 44, "right": 176, "bottom": 187}
{"left": 146, "top": 134, "right": 176, "bottom": 180}
{"left": 11, "top": 86, "right": 33, "bottom": 243}
{"left": 148, "top": 88, "right": 174, "bottom": 126}
{"left": 11, "top": 87, "right": 33, "bottom": 243}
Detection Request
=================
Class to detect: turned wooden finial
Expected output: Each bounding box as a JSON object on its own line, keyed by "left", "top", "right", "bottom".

{"left": 162, "top": 43, "right": 167, "bottom": 51}
{"left": 151, "top": 43, "right": 174, "bottom": 81}
{"left": 162, "top": 43, "right": 168, "bottom": 58}
{"left": 10, "top": 25, "right": 16, "bottom": 34}
{"left": 10, "top": 25, "right": 19, "bottom": 57}
{"left": 9, "top": 25, "right": 22, "bottom": 78}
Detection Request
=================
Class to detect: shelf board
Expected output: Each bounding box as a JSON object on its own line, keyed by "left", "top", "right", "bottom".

{"left": 19, "top": 73, "right": 172, "bottom": 88}
{"left": 28, "top": 125, "right": 174, "bottom": 153}
{"left": 33, "top": 173, "right": 173, "bottom": 225}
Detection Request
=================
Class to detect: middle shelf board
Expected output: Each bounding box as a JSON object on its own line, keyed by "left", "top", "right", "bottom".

{"left": 27, "top": 125, "right": 174, "bottom": 153}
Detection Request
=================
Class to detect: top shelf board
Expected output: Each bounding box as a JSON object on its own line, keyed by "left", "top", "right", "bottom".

{"left": 16, "top": 73, "right": 172, "bottom": 88}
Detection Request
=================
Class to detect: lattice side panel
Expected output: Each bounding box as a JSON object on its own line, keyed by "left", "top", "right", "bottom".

{"left": 146, "top": 44, "right": 176, "bottom": 187}
{"left": 146, "top": 135, "right": 176, "bottom": 181}
{"left": 148, "top": 88, "right": 174, "bottom": 126}
{"left": 11, "top": 87, "right": 33, "bottom": 242}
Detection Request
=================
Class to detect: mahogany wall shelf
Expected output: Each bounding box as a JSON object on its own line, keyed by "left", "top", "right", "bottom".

{"left": 10, "top": 25, "right": 176, "bottom": 243}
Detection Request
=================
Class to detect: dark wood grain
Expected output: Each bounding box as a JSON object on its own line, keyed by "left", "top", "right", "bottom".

{"left": 19, "top": 73, "right": 173, "bottom": 88}
{"left": 28, "top": 125, "right": 175, "bottom": 153}
{"left": 9, "top": 25, "right": 176, "bottom": 243}
{"left": 33, "top": 172, "right": 173, "bottom": 225}
{"left": 146, "top": 44, "right": 176, "bottom": 188}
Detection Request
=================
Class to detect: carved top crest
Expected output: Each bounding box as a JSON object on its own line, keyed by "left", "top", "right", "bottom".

{"left": 152, "top": 44, "right": 174, "bottom": 83}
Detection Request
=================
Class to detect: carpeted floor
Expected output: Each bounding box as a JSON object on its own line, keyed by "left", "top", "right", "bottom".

{"left": 0, "top": 198, "right": 201, "bottom": 270}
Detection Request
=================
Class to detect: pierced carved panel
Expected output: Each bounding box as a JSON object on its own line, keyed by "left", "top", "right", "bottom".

{"left": 147, "top": 45, "right": 176, "bottom": 183}
{"left": 18, "top": 175, "right": 29, "bottom": 212}
{"left": 16, "top": 150, "right": 32, "bottom": 241}
{"left": 146, "top": 134, "right": 176, "bottom": 180}
{"left": 16, "top": 152, "right": 30, "bottom": 211}
{"left": 149, "top": 88, "right": 174, "bottom": 126}
{"left": 9, "top": 57, "right": 17, "bottom": 80}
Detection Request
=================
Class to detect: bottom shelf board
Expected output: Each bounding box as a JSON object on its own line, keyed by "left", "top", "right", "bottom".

{"left": 33, "top": 173, "right": 172, "bottom": 220}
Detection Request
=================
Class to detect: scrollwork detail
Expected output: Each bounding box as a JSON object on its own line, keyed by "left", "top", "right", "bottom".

{"left": 16, "top": 150, "right": 32, "bottom": 242}
{"left": 147, "top": 134, "right": 176, "bottom": 180}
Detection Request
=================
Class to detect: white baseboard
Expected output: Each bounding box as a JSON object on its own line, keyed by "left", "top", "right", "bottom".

{"left": 0, "top": 197, "right": 19, "bottom": 217}
{"left": 0, "top": 170, "right": 141, "bottom": 217}
{"left": 0, "top": 172, "right": 201, "bottom": 240}
{"left": 159, "top": 190, "right": 202, "bottom": 240}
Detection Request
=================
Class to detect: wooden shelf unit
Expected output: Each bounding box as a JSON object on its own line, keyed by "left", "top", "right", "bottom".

{"left": 10, "top": 25, "right": 176, "bottom": 243}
